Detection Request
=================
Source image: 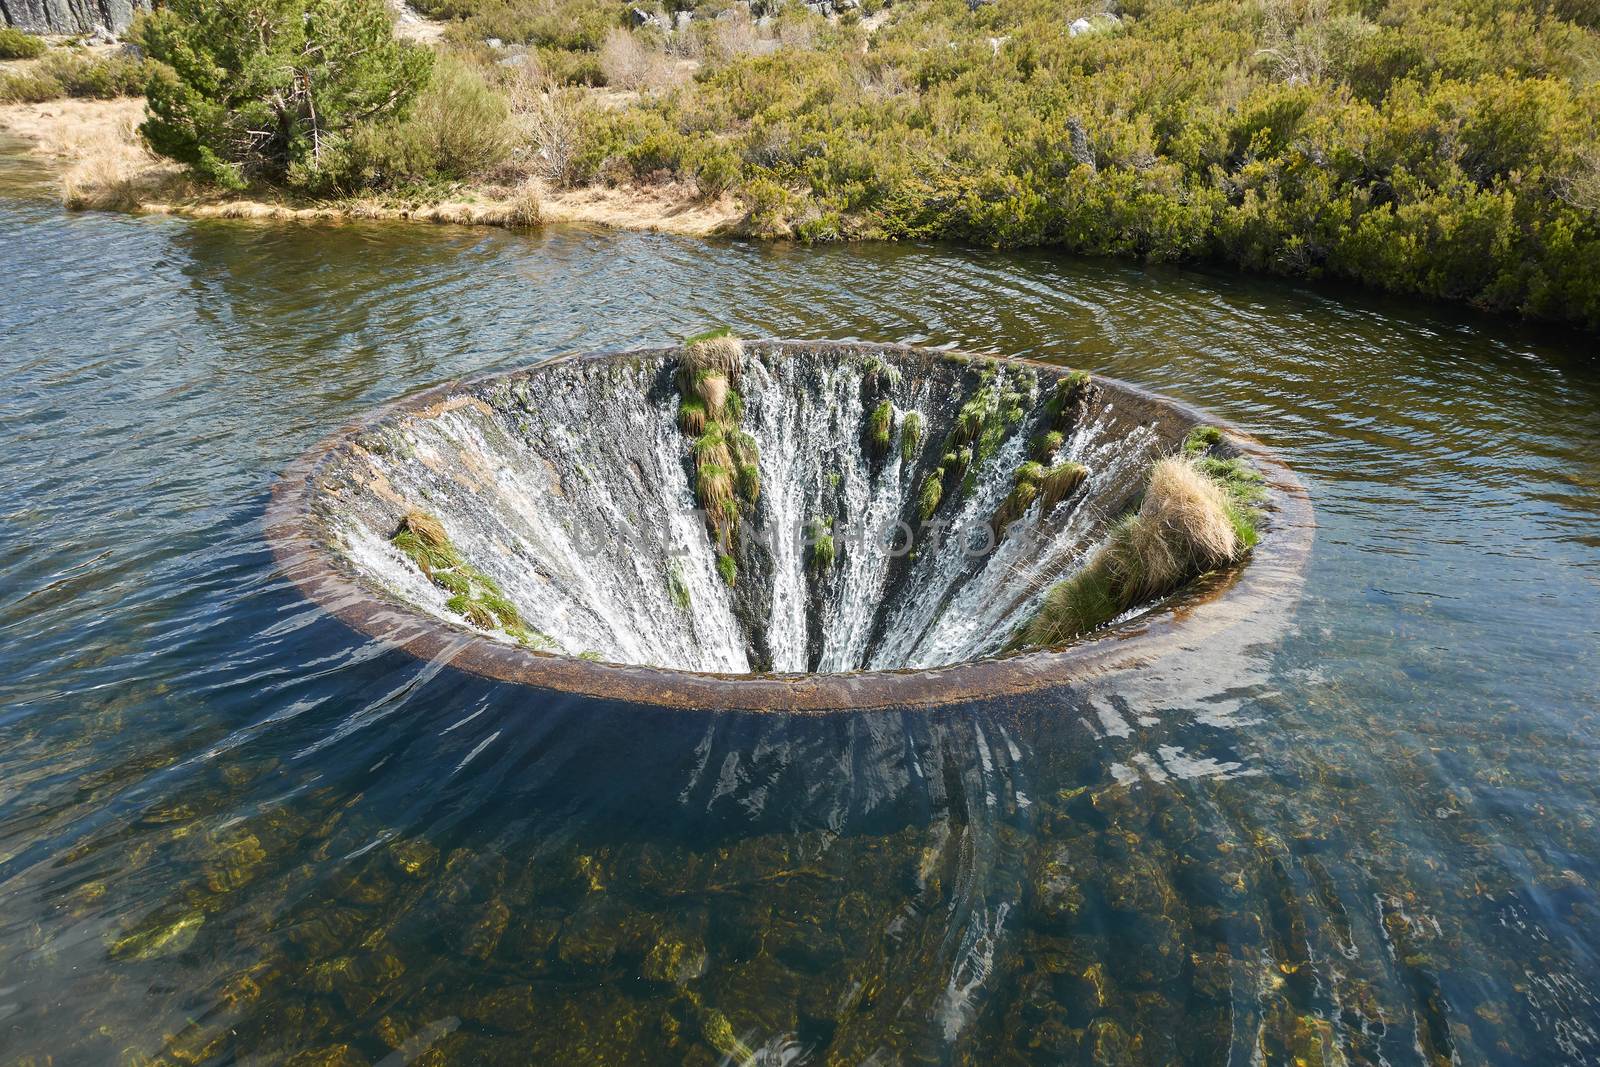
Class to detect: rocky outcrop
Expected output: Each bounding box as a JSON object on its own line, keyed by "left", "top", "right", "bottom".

{"left": 0, "top": 0, "right": 149, "bottom": 36}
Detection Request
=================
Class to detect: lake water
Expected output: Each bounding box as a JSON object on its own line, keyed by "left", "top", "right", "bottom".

{"left": 3, "top": 139, "right": 1600, "bottom": 1065}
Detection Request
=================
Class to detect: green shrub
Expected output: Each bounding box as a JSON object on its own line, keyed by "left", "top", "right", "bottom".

{"left": 0, "top": 51, "right": 152, "bottom": 103}
{"left": 0, "top": 27, "right": 47, "bottom": 60}
{"left": 35, "top": 51, "right": 151, "bottom": 98}
{"left": 0, "top": 70, "right": 63, "bottom": 104}
{"left": 538, "top": 0, "right": 1600, "bottom": 331}
{"left": 344, "top": 56, "right": 513, "bottom": 188}
{"left": 536, "top": 46, "right": 607, "bottom": 87}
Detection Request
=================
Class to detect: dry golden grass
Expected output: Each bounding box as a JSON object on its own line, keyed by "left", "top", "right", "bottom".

{"left": 0, "top": 98, "right": 183, "bottom": 210}
{"left": 396, "top": 510, "right": 449, "bottom": 548}
{"left": 683, "top": 335, "right": 744, "bottom": 381}
{"left": 1109, "top": 457, "right": 1239, "bottom": 605}
{"left": 1018, "top": 455, "right": 1246, "bottom": 648}
{"left": 694, "top": 372, "right": 730, "bottom": 417}
{"left": 2, "top": 97, "right": 728, "bottom": 235}
{"left": 502, "top": 179, "right": 541, "bottom": 227}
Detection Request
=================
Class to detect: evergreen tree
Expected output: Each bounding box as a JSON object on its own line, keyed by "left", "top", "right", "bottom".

{"left": 138, "top": 0, "right": 433, "bottom": 189}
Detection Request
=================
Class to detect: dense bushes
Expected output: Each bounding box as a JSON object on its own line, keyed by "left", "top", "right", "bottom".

{"left": 17, "top": 0, "right": 1599, "bottom": 330}
{"left": 342, "top": 57, "right": 513, "bottom": 187}
{"left": 541, "top": 0, "right": 1600, "bottom": 329}
{"left": 0, "top": 27, "right": 47, "bottom": 60}
{"left": 0, "top": 50, "right": 151, "bottom": 103}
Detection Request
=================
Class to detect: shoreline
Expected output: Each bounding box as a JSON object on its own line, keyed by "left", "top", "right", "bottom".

{"left": 0, "top": 96, "right": 748, "bottom": 238}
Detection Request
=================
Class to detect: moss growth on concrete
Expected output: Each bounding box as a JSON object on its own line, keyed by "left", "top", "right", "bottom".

{"left": 392, "top": 510, "right": 553, "bottom": 649}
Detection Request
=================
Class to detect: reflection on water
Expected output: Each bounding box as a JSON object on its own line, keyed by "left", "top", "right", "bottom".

{"left": 2, "top": 153, "right": 1599, "bottom": 1064}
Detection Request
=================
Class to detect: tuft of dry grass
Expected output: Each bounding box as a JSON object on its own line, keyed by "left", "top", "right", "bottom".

{"left": 678, "top": 396, "right": 708, "bottom": 435}
{"left": 1037, "top": 461, "right": 1089, "bottom": 515}
{"left": 1017, "top": 455, "right": 1247, "bottom": 648}
{"left": 396, "top": 510, "right": 449, "bottom": 549}
{"left": 503, "top": 179, "right": 541, "bottom": 227}
{"left": 693, "top": 371, "right": 729, "bottom": 417}
{"left": 1136, "top": 457, "right": 1238, "bottom": 578}
{"left": 682, "top": 334, "right": 744, "bottom": 383}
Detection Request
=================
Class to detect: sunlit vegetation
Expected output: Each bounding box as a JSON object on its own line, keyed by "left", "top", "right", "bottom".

{"left": 0, "top": 28, "right": 47, "bottom": 61}
{"left": 492, "top": 0, "right": 1600, "bottom": 328}
{"left": 1017, "top": 446, "right": 1258, "bottom": 647}
{"left": 18, "top": 0, "right": 1600, "bottom": 329}
{"left": 674, "top": 330, "right": 755, "bottom": 582}
{"left": 0, "top": 48, "right": 151, "bottom": 103}
{"left": 390, "top": 510, "right": 553, "bottom": 647}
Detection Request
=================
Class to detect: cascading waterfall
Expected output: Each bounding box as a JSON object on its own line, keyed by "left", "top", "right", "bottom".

{"left": 307, "top": 342, "right": 1203, "bottom": 675}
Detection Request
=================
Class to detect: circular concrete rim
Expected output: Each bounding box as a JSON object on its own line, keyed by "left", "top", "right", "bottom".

{"left": 266, "top": 341, "right": 1316, "bottom": 713}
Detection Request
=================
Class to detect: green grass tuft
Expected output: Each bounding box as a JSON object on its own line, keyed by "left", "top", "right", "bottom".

{"left": 736, "top": 462, "right": 760, "bottom": 503}
{"left": 1183, "top": 425, "right": 1224, "bottom": 456}
{"left": 1032, "top": 430, "right": 1065, "bottom": 461}
{"left": 867, "top": 399, "right": 893, "bottom": 455}
{"left": 918, "top": 472, "right": 944, "bottom": 520}
{"left": 900, "top": 411, "right": 925, "bottom": 454}
{"left": 667, "top": 563, "right": 691, "bottom": 612}
{"left": 432, "top": 570, "right": 470, "bottom": 596}
{"left": 392, "top": 509, "right": 547, "bottom": 645}
{"left": 717, "top": 553, "right": 737, "bottom": 587}
{"left": 1038, "top": 461, "right": 1090, "bottom": 514}
{"left": 678, "top": 397, "right": 708, "bottom": 436}
{"left": 811, "top": 533, "right": 836, "bottom": 572}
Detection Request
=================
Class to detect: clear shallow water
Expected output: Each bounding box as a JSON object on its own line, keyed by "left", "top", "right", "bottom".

{"left": 2, "top": 142, "right": 1599, "bottom": 1065}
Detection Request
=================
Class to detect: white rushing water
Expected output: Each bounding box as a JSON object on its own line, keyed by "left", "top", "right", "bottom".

{"left": 326, "top": 344, "right": 1173, "bottom": 673}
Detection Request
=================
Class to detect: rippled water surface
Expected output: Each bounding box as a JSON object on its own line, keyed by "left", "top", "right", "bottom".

{"left": 4, "top": 142, "right": 1600, "bottom": 1065}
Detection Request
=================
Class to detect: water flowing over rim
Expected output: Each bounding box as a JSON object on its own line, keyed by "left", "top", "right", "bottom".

{"left": 265, "top": 342, "right": 1315, "bottom": 713}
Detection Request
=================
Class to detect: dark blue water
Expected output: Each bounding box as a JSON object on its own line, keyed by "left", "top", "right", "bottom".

{"left": 3, "top": 140, "right": 1600, "bottom": 1065}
